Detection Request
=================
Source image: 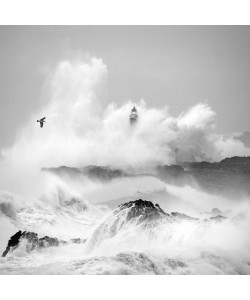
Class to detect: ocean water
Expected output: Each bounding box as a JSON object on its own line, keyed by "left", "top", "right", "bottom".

{"left": 1, "top": 172, "right": 250, "bottom": 275}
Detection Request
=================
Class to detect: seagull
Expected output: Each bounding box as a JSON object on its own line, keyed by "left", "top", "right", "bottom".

{"left": 37, "top": 117, "right": 46, "bottom": 128}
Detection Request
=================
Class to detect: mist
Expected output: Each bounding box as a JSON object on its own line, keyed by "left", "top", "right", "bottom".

{"left": 1, "top": 56, "right": 249, "bottom": 174}
{"left": 1, "top": 55, "right": 250, "bottom": 274}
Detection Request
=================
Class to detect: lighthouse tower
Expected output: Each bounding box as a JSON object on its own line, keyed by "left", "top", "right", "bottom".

{"left": 130, "top": 106, "right": 138, "bottom": 125}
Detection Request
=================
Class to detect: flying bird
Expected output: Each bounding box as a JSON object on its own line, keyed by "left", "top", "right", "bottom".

{"left": 37, "top": 117, "right": 46, "bottom": 128}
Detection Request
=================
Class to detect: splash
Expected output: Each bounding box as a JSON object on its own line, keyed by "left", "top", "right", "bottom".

{"left": 0, "top": 55, "right": 250, "bottom": 274}
{"left": 0, "top": 56, "right": 249, "bottom": 175}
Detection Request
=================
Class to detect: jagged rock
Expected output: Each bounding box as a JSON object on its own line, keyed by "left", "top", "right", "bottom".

{"left": 87, "top": 200, "right": 169, "bottom": 249}
{"left": 2, "top": 231, "right": 86, "bottom": 257}
{"left": 38, "top": 235, "right": 61, "bottom": 247}
{"left": 2, "top": 230, "right": 23, "bottom": 257}
{"left": 87, "top": 199, "right": 232, "bottom": 251}
{"left": 117, "top": 199, "right": 168, "bottom": 221}
{"left": 116, "top": 200, "right": 228, "bottom": 225}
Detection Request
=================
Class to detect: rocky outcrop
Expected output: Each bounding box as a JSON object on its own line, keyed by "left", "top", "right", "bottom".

{"left": 82, "top": 166, "right": 125, "bottom": 181}
{"left": 157, "top": 156, "right": 250, "bottom": 196}
{"left": 117, "top": 199, "right": 168, "bottom": 222}
{"left": 42, "top": 165, "right": 126, "bottom": 182}
{"left": 2, "top": 231, "right": 86, "bottom": 257}
{"left": 88, "top": 199, "right": 200, "bottom": 249}
{"left": 44, "top": 156, "right": 250, "bottom": 196}
{"left": 116, "top": 199, "right": 204, "bottom": 223}
{"left": 2, "top": 231, "right": 23, "bottom": 257}
{"left": 3, "top": 200, "right": 228, "bottom": 258}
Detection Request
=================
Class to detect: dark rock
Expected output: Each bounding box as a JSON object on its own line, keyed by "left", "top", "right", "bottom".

{"left": 2, "top": 231, "right": 86, "bottom": 257}
{"left": 157, "top": 156, "right": 250, "bottom": 197}
{"left": 42, "top": 165, "right": 126, "bottom": 182}
{"left": 87, "top": 200, "right": 169, "bottom": 249}
{"left": 2, "top": 230, "right": 23, "bottom": 257}
{"left": 88, "top": 199, "right": 232, "bottom": 250}
{"left": 82, "top": 166, "right": 125, "bottom": 181}
{"left": 38, "top": 236, "right": 60, "bottom": 248}
{"left": 44, "top": 156, "right": 250, "bottom": 197}
{"left": 117, "top": 199, "right": 168, "bottom": 221}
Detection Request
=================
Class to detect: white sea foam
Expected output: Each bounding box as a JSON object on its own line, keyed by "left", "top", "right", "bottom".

{"left": 0, "top": 56, "right": 250, "bottom": 274}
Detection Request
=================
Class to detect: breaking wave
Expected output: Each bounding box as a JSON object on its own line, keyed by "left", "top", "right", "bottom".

{"left": 1, "top": 55, "right": 250, "bottom": 274}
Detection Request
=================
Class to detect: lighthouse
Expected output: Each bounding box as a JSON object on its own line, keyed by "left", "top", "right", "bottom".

{"left": 130, "top": 106, "right": 138, "bottom": 125}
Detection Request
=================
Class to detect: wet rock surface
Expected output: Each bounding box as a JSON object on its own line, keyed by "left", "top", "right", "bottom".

{"left": 106, "top": 199, "right": 226, "bottom": 225}
{"left": 2, "top": 230, "right": 23, "bottom": 257}
{"left": 2, "top": 231, "right": 86, "bottom": 257}
{"left": 2, "top": 200, "right": 227, "bottom": 259}
{"left": 117, "top": 199, "right": 169, "bottom": 221}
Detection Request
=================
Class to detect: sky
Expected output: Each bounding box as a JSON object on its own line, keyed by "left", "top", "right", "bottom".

{"left": 0, "top": 26, "right": 250, "bottom": 151}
